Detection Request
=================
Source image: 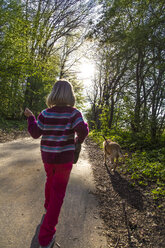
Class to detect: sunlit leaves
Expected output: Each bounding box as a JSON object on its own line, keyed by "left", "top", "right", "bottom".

{"left": 0, "top": 0, "right": 94, "bottom": 118}
{"left": 88, "top": 0, "right": 165, "bottom": 142}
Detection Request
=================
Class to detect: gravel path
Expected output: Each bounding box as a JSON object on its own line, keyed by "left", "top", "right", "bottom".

{"left": 0, "top": 130, "right": 164, "bottom": 248}
{"left": 0, "top": 137, "right": 107, "bottom": 248}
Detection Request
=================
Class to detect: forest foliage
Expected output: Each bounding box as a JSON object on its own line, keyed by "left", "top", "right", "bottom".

{"left": 0, "top": 0, "right": 93, "bottom": 121}
{"left": 87, "top": 0, "right": 165, "bottom": 143}
{"left": 85, "top": 0, "right": 165, "bottom": 201}
{"left": 0, "top": 0, "right": 165, "bottom": 199}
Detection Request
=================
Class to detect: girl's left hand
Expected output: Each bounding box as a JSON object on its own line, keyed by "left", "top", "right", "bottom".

{"left": 24, "top": 108, "right": 34, "bottom": 117}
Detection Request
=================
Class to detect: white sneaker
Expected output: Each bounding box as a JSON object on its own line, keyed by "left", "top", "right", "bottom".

{"left": 39, "top": 235, "right": 55, "bottom": 248}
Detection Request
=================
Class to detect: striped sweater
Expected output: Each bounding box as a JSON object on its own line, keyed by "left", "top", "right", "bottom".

{"left": 27, "top": 106, "right": 89, "bottom": 164}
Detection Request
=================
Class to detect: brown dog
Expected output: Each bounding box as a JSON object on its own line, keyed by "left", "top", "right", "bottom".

{"left": 103, "top": 136, "right": 123, "bottom": 171}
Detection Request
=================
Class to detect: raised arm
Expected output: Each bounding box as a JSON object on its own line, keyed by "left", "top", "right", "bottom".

{"left": 24, "top": 108, "right": 43, "bottom": 139}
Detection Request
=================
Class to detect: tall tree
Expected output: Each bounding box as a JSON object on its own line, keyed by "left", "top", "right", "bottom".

{"left": 0, "top": 0, "right": 30, "bottom": 118}
{"left": 88, "top": 0, "right": 165, "bottom": 141}
{"left": 0, "top": 0, "right": 95, "bottom": 119}
{"left": 23, "top": 0, "right": 94, "bottom": 112}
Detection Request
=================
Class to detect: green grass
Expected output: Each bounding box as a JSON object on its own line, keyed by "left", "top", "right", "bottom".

{"left": 0, "top": 118, "right": 27, "bottom": 131}
{"left": 124, "top": 149, "right": 165, "bottom": 200}
{"left": 89, "top": 129, "right": 165, "bottom": 201}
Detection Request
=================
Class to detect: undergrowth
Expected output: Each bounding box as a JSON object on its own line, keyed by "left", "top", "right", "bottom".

{"left": 0, "top": 118, "right": 27, "bottom": 131}
{"left": 89, "top": 130, "right": 165, "bottom": 203}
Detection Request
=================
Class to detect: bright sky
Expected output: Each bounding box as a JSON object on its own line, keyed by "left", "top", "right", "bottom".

{"left": 78, "top": 59, "right": 95, "bottom": 88}
{"left": 76, "top": 58, "right": 95, "bottom": 110}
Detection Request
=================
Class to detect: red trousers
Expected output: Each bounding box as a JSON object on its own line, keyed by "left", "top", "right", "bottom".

{"left": 38, "top": 162, "right": 73, "bottom": 246}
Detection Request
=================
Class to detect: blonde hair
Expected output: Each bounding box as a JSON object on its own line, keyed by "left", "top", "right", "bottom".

{"left": 46, "top": 80, "right": 75, "bottom": 107}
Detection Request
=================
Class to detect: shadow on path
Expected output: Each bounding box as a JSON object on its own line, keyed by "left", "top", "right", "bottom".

{"left": 30, "top": 215, "right": 45, "bottom": 248}
{"left": 7, "top": 143, "right": 39, "bottom": 151}
{"left": 104, "top": 164, "right": 144, "bottom": 211}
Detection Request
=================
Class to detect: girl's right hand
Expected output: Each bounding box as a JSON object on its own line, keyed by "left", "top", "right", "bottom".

{"left": 24, "top": 108, "right": 33, "bottom": 117}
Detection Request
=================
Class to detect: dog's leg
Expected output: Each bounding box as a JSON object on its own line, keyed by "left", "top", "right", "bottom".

{"left": 113, "top": 156, "right": 118, "bottom": 171}
{"left": 103, "top": 147, "right": 107, "bottom": 165}
{"left": 110, "top": 157, "right": 114, "bottom": 171}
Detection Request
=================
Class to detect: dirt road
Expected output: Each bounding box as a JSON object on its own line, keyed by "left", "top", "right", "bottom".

{"left": 0, "top": 138, "right": 107, "bottom": 248}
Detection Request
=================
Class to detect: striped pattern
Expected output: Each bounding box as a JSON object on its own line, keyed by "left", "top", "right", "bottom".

{"left": 28, "top": 105, "right": 88, "bottom": 164}
{"left": 37, "top": 120, "right": 72, "bottom": 131}
{"left": 72, "top": 117, "right": 83, "bottom": 128}
{"left": 38, "top": 106, "right": 86, "bottom": 154}
{"left": 42, "top": 109, "right": 78, "bottom": 119}
{"left": 41, "top": 134, "right": 74, "bottom": 142}
{"left": 41, "top": 144, "right": 75, "bottom": 153}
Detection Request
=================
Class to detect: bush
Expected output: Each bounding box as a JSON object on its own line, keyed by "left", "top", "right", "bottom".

{"left": 0, "top": 119, "right": 27, "bottom": 131}
{"left": 89, "top": 129, "right": 165, "bottom": 200}
{"left": 125, "top": 150, "right": 165, "bottom": 199}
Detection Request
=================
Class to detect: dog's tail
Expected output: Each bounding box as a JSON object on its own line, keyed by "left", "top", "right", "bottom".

{"left": 102, "top": 135, "right": 107, "bottom": 141}
{"left": 102, "top": 135, "right": 110, "bottom": 146}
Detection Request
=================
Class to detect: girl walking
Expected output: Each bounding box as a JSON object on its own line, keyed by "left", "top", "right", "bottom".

{"left": 24, "top": 80, "right": 89, "bottom": 248}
